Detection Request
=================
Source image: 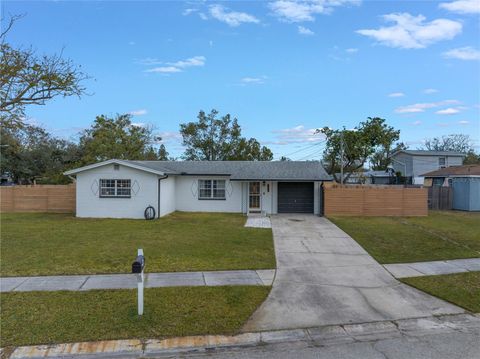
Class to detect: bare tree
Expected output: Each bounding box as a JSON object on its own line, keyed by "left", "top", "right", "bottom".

{"left": 0, "top": 15, "right": 89, "bottom": 127}
{"left": 422, "top": 134, "right": 473, "bottom": 153}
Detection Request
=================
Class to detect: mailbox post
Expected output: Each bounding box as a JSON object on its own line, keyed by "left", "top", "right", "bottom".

{"left": 132, "top": 249, "right": 145, "bottom": 315}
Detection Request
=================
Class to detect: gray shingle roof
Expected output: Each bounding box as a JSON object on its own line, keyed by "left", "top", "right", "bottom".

{"left": 127, "top": 160, "right": 332, "bottom": 181}
{"left": 393, "top": 150, "right": 466, "bottom": 157}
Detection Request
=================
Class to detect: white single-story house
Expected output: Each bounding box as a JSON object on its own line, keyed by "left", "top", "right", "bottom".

{"left": 64, "top": 159, "right": 333, "bottom": 219}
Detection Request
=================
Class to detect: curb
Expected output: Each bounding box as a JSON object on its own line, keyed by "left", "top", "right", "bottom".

{"left": 5, "top": 313, "right": 480, "bottom": 358}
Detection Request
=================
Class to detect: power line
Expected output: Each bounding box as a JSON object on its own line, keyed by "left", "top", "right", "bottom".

{"left": 276, "top": 140, "right": 325, "bottom": 160}
{"left": 277, "top": 141, "right": 322, "bottom": 158}
{"left": 296, "top": 144, "right": 325, "bottom": 161}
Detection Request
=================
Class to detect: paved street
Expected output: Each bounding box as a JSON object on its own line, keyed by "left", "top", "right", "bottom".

{"left": 9, "top": 313, "right": 480, "bottom": 359}
{"left": 172, "top": 329, "right": 480, "bottom": 359}
{"left": 243, "top": 215, "right": 464, "bottom": 331}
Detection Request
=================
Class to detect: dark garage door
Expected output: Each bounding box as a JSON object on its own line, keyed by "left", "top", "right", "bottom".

{"left": 278, "top": 182, "right": 314, "bottom": 213}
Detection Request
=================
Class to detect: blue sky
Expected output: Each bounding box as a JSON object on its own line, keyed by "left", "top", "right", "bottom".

{"left": 3, "top": 0, "right": 480, "bottom": 160}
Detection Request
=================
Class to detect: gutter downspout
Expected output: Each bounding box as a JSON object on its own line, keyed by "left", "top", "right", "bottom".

{"left": 157, "top": 175, "right": 168, "bottom": 219}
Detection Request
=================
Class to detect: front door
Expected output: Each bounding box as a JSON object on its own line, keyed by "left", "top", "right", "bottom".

{"left": 249, "top": 182, "right": 261, "bottom": 213}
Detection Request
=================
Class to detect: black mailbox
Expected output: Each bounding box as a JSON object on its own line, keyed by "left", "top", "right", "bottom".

{"left": 132, "top": 255, "right": 145, "bottom": 274}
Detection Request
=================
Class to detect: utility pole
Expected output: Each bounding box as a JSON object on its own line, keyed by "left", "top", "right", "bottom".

{"left": 340, "top": 128, "right": 345, "bottom": 185}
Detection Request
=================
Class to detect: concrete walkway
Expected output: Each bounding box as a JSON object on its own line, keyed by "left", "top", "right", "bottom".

{"left": 384, "top": 258, "right": 480, "bottom": 278}
{"left": 245, "top": 215, "right": 272, "bottom": 228}
{"left": 0, "top": 269, "right": 275, "bottom": 292}
{"left": 243, "top": 215, "right": 464, "bottom": 332}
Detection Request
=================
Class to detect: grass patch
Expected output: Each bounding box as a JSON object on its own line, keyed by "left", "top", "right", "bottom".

{"left": 1, "top": 212, "right": 275, "bottom": 276}
{"left": 0, "top": 286, "right": 270, "bottom": 347}
{"left": 402, "top": 272, "right": 480, "bottom": 313}
{"left": 329, "top": 211, "right": 480, "bottom": 264}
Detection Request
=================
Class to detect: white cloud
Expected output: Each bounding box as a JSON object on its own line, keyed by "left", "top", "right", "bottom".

{"left": 144, "top": 56, "right": 206, "bottom": 74}
{"left": 395, "top": 99, "right": 460, "bottom": 113}
{"left": 388, "top": 92, "right": 405, "bottom": 97}
{"left": 356, "top": 13, "right": 462, "bottom": 49}
{"left": 439, "top": 0, "right": 480, "bottom": 14}
{"left": 240, "top": 76, "right": 267, "bottom": 85}
{"left": 269, "top": 0, "right": 360, "bottom": 23}
{"left": 129, "top": 109, "right": 148, "bottom": 116}
{"left": 168, "top": 56, "right": 206, "bottom": 68}
{"left": 208, "top": 4, "right": 260, "bottom": 27}
{"left": 182, "top": 8, "right": 198, "bottom": 16}
{"left": 459, "top": 120, "right": 470, "bottom": 124}
{"left": 423, "top": 88, "right": 439, "bottom": 94}
{"left": 412, "top": 120, "right": 422, "bottom": 126}
{"left": 145, "top": 66, "right": 183, "bottom": 74}
{"left": 269, "top": 125, "right": 324, "bottom": 145}
{"left": 443, "top": 46, "right": 480, "bottom": 60}
{"left": 298, "top": 25, "right": 315, "bottom": 35}
{"left": 345, "top": 48, "right": 358, "bottom": 53}
{"left": 436, "top": 107, "right": 461, "bottom": 115}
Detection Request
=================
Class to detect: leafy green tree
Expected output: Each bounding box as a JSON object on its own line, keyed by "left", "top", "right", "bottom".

{"left": 78, "top": 114, "right": 162, "bottom": 165}
{"left": 319, "top": 117, "right": 400, "bottom": 183}
{"left": 0, "top": 123, "right": 81, "bottom": 184}
{"left": 180, "top": 109, "right": 273, "bottom": 161}
{"left": 157, "top": 144, "right": 169, "bottom": 160}
{"left": 463, "top": 151, "right": 480, "bottom": 165}
{"left": 0, "top": 16, "right": 88, "bottom": 127}
{"left": 370, "top": 142, "right": 407, "bottom": 171}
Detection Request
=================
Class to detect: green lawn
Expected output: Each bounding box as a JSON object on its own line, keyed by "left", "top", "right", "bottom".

{"left": 0, "top": 212, "right": 275, "bottom": 276}
{"left": 329, "top": 211, "right": 480, "bottom": 264}
{"left": 0, "top": 286, "right": 270, "bottom": 347}
{"left": 402, "top": 272, "right": 480, "bottom": 313}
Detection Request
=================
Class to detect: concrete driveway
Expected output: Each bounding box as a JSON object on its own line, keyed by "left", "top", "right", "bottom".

{"left": 243, "top": 215, "right": 464, "bottom": 332}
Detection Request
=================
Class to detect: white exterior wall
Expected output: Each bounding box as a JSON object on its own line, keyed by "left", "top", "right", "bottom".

{"left": 76, "top": 164, "right": 159, "bottom": 219}
{"left": 271, "top": 182, "right": 278, "bottom": 214}
{"left": 75, "top": 167, "right": 327, "bottom": 218}
{"left": 313, "top": 181, "right": 322, "bottom": 215}
{"left": 159, "top": 176, "right": 176, "bottom": 217}
{"left": 412, "top": 155, "right": 463, "bottom": 178}
{"left": 392, "top": 153, "right": 413, "bottom": 176}
{"left": 174, "top": 176, "right": 243, "bottom": 213}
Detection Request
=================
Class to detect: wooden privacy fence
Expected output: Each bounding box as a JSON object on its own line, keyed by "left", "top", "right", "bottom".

{"left": 323, "top": 184, "right": 428, "bottom": 216}
{"left": 428, "top": 186, "right": 453, "bottom": 210}
{"left": 0, "top": 185, "right": 76, "bottom": 213}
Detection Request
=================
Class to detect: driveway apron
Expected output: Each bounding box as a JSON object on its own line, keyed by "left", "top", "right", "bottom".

{"left": 243, "top": 214, "right": 464, "bottom": 332}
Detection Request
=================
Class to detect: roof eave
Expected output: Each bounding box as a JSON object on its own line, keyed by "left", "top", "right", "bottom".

{"left": 63, "top": 159, "right": 166, "bottom": 176}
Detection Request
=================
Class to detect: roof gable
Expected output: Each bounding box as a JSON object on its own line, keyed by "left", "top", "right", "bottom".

{"left": 64, "top": 159, "right": 168, "bottom": 176}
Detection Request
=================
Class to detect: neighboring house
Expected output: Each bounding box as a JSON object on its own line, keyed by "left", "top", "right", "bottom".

{"left": 64, "top": 159, "right": 333, "bottom": 219}
{"left": 421, "top": 165, "right": 480, "bottom": 212}
{"left": 390, "top": 150, "right": 465, "bottom": 185}
{"left": 338, "top": 170, "right": 394, "bottom": 185}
